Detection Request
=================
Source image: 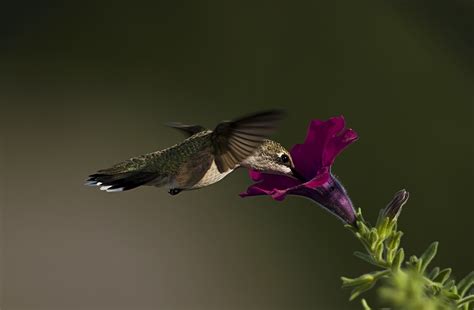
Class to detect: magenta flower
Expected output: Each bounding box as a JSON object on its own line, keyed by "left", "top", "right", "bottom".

{"left": 240, "top": 116, "right": 358, "bottom": 225}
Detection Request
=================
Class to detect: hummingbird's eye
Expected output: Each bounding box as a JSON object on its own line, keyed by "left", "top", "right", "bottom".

{"left": 280, "top": 154, "right": 290, "bottom": 164}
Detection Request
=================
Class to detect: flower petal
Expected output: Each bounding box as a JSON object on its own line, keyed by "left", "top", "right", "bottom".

{"left": 240, "top": 173, "right": 301, "bottom": 199}
{"left": 323, "top": 127, "right": 358, "bottom": 167}
{"left": 306, "top": 116, "right": 345, "bottom": 145}
{"left": 249, "top": 170, "right": 264, "bottom": 181}
{"left": 290, "top": 116, "right": 356, "bottom": 180}
{"left": 302, "top": 168, "right": 330, "bottom": 189}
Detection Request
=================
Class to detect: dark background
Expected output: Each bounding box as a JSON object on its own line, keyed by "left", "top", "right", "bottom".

{"left": 1, "top": 1, "right": 473, "bottom": 309}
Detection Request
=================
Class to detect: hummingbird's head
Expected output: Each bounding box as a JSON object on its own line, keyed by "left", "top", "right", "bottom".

{"left": 241, "top": 140, "right": 302, "bottom": 179}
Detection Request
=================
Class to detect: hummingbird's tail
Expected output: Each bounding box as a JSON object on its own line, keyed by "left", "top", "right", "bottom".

{"left": 85, "top": 170, "right": 159, "bottom": 192}
{"left": 86, "top": 151, "right": 166, "bottom": 192}
{"left": 86, "top": 171, "right": 159, "bottom": 192}
{"left": 85, "top": 155, "right": 162, "bottom": 193}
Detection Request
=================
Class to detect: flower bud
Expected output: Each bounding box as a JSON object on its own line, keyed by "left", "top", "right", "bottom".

{"left": 382, "top": 189, "right": 410, "bottom": 221}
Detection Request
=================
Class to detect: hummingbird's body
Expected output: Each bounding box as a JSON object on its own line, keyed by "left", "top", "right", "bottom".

{"left": 122, "top": 130, "right": 226, "bottom": 190}
{"left": 86, "top": 110, "right": 296, "bottom": 194}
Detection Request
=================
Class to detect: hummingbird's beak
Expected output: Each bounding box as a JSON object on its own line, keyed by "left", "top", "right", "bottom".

{"left": 290, "top": 167, "right": 306, "bottom": 182}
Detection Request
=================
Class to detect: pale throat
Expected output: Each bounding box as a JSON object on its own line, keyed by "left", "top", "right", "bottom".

{"left": 241, "top": 154, "right": 274, "bottom": 171}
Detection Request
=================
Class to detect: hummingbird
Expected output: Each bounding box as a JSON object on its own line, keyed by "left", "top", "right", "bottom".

{"left": 85, "top": 110, "right": 299, "bottom": 195}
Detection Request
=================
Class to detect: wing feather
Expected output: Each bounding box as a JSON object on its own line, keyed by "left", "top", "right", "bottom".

{"left": 212, "top": 110, "right": 284, "bottom": 172}
{"left": 166, "top": 122, "right": 207, "bottom": 137}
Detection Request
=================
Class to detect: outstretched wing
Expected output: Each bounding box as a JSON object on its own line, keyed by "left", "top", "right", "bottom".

{"left": 166, "top": 122, "right": 207, "bottom": 137}
{"left": 212, "top": 110, "right": 284, "bottom": 173}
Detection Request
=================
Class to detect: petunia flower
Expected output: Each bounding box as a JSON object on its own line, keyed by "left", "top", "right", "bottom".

{"left": 240, "top": 116, "right": 358, "bottom": 225}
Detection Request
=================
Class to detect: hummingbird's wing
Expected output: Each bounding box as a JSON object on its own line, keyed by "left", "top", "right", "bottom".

{"left": 211, "top": 110, "right": 284, "bottom": 173}
{"left": 166, "top": 122, "right": 207, "bottom": 137}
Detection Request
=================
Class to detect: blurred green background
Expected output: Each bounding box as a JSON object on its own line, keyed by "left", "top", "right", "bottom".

{"left": 1, "top": 1, "right": 473, "bottom": 309}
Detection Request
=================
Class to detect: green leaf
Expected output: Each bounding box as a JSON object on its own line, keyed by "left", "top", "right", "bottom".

{"left": 408, "top": 255, "right": 422, "bottom": 271}
{"left": 342, "top": 270, "right": 390, "bottom": 290}
{"left": 434, "top": 268, "right": 452, "bottom": 285}
{"left": 388, "top": 231, "right": 403, "bottom": 252}
{"left": 419, "top": 241, "right": 438, "bottom": 274}
{"left": 444, "top": 279, "right": 455, "bottom": 290}
{"left": 345, "top": 224, "right": 358, "bottom": 234}
{"left": 361, "top": 298, "right": 371, "bottom": 310}
{"left": 341, "top": 274, "right": 374, "bottom": 288}
{"left": 357, "top": 221, "right": 370, "bottom": 237}
{"left": 369, "top": 229, "right": 378, "bottom": 250}
{"left": 356, "top": 208, "right": 366, "bottom": 222}
{"left": 443, "top": 289, "right": 460, "bottom": 300}
{"left": 349, "top": 282, "right": 375, "bottom": 301}
{"left": 451, "top": 284, "right": 458, "bottom": 295}
{"left": 444, "top": 291, "right": 461, "bottom": 301}
{"left": 353, "top": 251, "right": 376, "bottom": 266}
{"left": 387, "top": 219, "right": 397, "bottom": 235}
{"left": 416, "top": 258, "right": 423, "bottom": 272}
{"left": 377, "top": 217, "right": 390, "bottom": 238}
{"left": 375, "top": 209, "right": 385, "bottom": 228}
{"left": 386, "top": 248, "right": 396, "bottom": 264}
{"left": 408, "top": 255, "right": 421, "bottom": 270}
{"left": 392, "top": 248, "right": 405, "bottom": 270}
{"left": 457, "top": 271, "right": 474, "bottom": 297}
{"left": 374, "top": 242, "right": 383, "bottom": 262}
{"left": 457, "top": 295, "right": 474, "bottom": 308}
{"left": 428, "top": 267, "right": 440, "bottom": 280}
{"left": 409, "top": 255, "right": 418, "bottom": 264}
